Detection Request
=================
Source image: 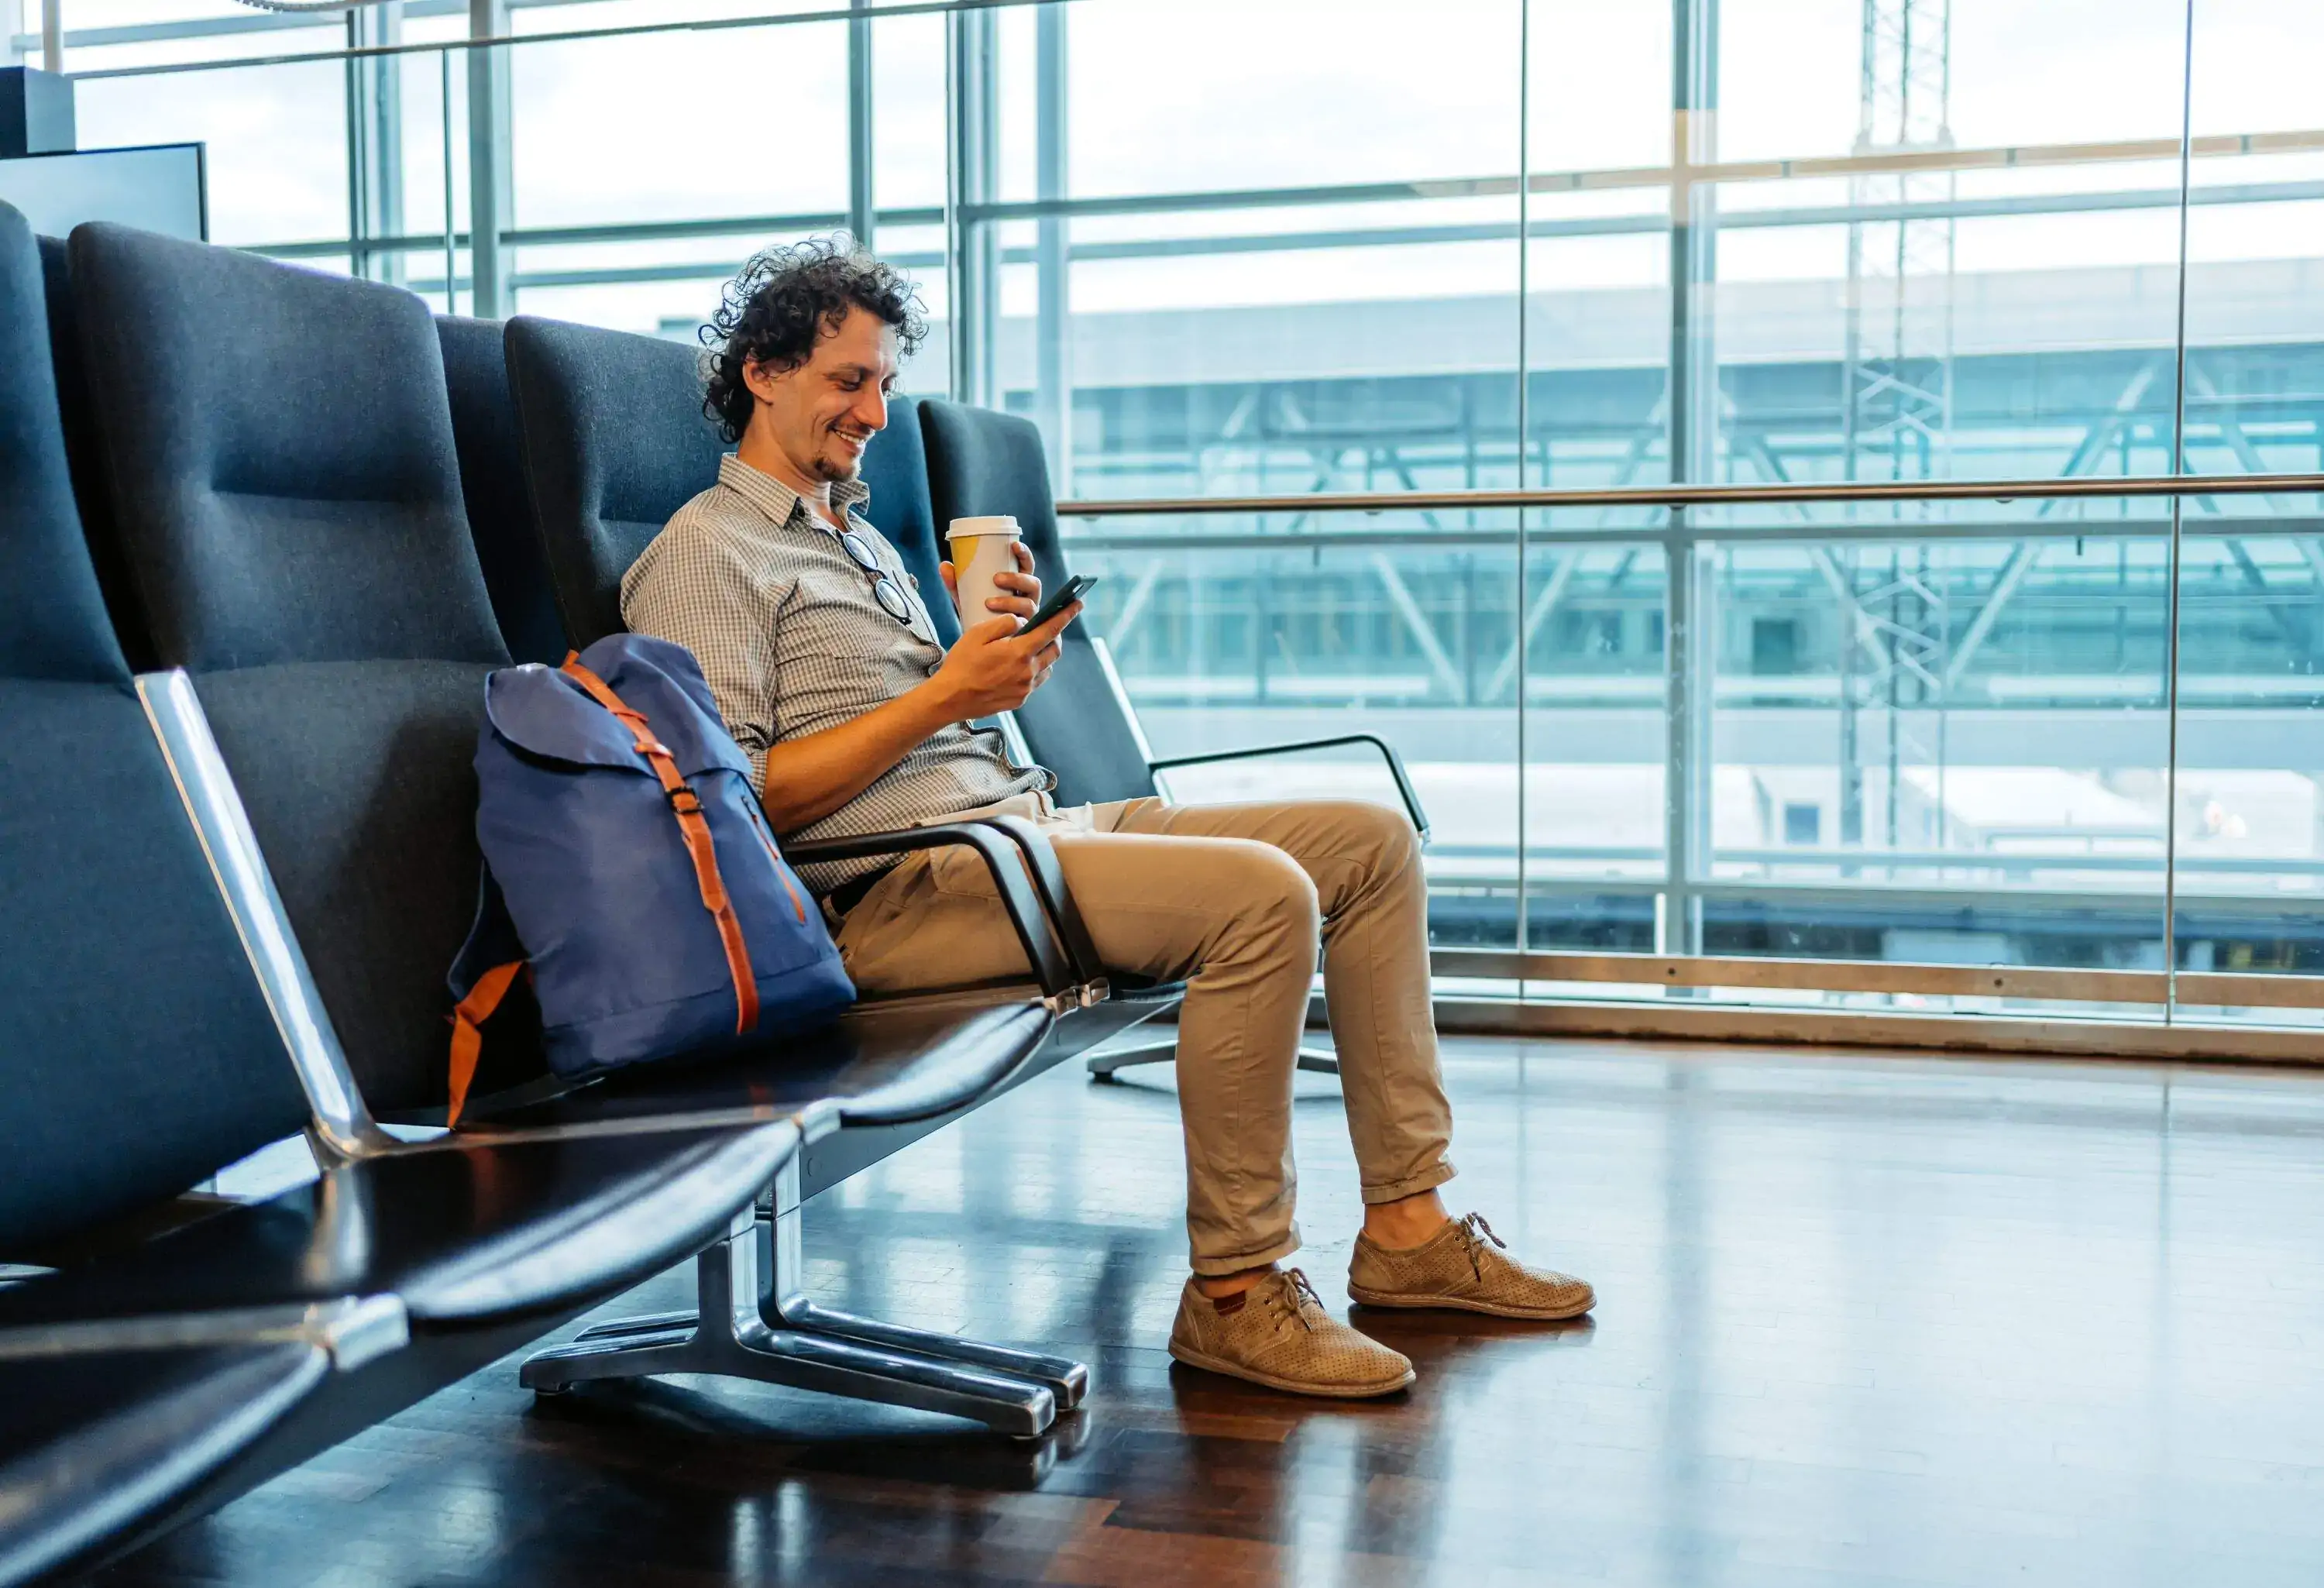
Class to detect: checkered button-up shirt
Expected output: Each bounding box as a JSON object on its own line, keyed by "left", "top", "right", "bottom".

{"left": 621, "top": 454, "right": 1050, "bottom": 893}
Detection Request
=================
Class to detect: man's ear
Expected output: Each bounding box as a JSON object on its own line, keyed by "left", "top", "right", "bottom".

{"left": 741, "top": 357, "right": 789, "bottom": 404}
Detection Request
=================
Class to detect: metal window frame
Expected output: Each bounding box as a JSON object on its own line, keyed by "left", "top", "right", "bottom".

{"left": 1430, "top": 948, "right": 2324, "bottom": 1010}
{"left": 59, "top": 0, "right": 2324, "bottom": 1065}
{"left": 39, "top": 0, "right": 1081, "bottom": 79}
{"left": 1053, "top": 473, "right": 2324, "bottom": 519}
{"left": 1429, "top": 994, "right": 2323, "bottom": 1066}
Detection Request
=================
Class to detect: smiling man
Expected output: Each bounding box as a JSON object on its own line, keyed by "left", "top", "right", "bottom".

{"left": 622, "top": 239, "right": 1073, "bottom": 857}
{"left": 623, "top": 237, "right": 1595, "bottom": 1402}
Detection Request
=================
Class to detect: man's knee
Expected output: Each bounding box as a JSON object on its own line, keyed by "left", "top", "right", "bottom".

{"left": 1323, "top": 799, "right": 1422, "bottom": 880}
{"left": 1226, "top": 843, "right": 1322, "bottom": 945}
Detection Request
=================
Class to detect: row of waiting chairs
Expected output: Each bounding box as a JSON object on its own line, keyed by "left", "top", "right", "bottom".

{"left": 0, "top": 209, "right": 1198, "bottom": 1585}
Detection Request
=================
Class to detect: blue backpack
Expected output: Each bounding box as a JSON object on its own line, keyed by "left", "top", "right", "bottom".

{"left": 445, "top": 633, "right": 854, "bottom": 1122}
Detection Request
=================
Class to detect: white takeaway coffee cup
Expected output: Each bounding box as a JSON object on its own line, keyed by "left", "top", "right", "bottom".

{"left": 945, "top": 515, "right": 1023, "bottom": 627}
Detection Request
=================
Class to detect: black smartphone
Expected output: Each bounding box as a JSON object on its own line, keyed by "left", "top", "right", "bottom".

{"left": 1020, "top": 572, "right": 1098, "bottom": 634}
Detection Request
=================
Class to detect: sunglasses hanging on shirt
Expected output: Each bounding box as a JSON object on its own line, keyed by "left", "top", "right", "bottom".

{"left": 837, "top": 528, "right": 916, "bottom": 626}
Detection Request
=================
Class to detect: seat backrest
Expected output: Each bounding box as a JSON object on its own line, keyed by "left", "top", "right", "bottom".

{"left": 856, "top": 394, "right": 958, "bottom": 647}
{"left": 67, "top": 223, "right": 513, "bottom": 1115}
{"left": 67, "top": 226, "right": 506, "bottom": 674}
{"left": 0, "top": 202, "right": 309, "bottom": 1253}
{"left": 33, "top": 233, "right": 152, "bottom": 672}
{"left": 920, "top": 399, "right": 1159, "bottom": 808}
{"left": 507, "top": 315, "right": 957, "bottom": 649}
{"left": 504, "top": 316, "right": 727, "bottom": 647}
{"left": 436, "top": 315, "right": 568, "bottom": 665}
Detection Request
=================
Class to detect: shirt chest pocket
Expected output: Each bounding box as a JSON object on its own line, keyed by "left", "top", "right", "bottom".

{"left": 789, "top": 568, "right": 942, "bottom": 665}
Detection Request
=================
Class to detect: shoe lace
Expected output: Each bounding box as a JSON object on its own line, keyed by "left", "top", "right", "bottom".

{"left": 1264, "top": 1269, "right": 1326, "bottom": 1332}
{"left": 1455, "top": 1213, "right": 1506, "bottom": 1281}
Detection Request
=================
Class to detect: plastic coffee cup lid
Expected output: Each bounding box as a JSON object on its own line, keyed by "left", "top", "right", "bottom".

{"left": 947, "top": 515, "right": 1020, "bottom": 539}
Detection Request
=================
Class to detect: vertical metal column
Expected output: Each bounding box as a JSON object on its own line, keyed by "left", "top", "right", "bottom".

{"left": 466, "top": 0, "right": 513, "bottom": 318}
{"left": 847, "top": 0, "right": 875, "bottom": 250}
{"left": 440, "top": 47, "right": 458, "bottom": 313}
{"left": 948, "top": 5, "right": 999, "bottom": 407}
{"left": 1838, "top": 545, "right": 1862, "bottom": 854}
{"left": 1033, "top": 2, "right": 1071, "bottom": 490}
{"left": 1514, "top": 0, "right": 1532, "bottom": 954}
{"left": 2161, "top": 0, "right": 2198, "bottom": 1007}
{"left": 40, "top": 0, "right": 60, "bottom": 75}
{"left": 346, "top": 2, "right": 405, "bottom": 286}
{"left": 1663, "top": 0, "right": 1718, "bottom": 955}
{"left": 943, "top": 5, "right": 961, "bottom": 399}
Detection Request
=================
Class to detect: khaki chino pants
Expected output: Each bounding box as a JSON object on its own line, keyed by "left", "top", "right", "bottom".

{"left": 834, "top": 793, "right": 1456, "bottom": 1275}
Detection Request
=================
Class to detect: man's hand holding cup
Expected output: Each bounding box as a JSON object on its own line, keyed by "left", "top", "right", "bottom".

{"left": 933, "top": 517, "right": 1078, "bottom": 719}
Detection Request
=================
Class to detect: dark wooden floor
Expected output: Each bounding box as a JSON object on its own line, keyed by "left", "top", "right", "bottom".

{"left": 95, "top": 1036, "right": 2324, "bottom": 1587}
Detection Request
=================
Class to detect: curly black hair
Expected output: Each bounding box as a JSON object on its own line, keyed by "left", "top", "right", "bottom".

{"left": 700, "top": 236, "right": 928, "bottom": 442}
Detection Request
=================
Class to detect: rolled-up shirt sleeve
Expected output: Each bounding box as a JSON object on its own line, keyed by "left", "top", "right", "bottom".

{"left": 621, "top": 524, "right": 785, "bottom": 793}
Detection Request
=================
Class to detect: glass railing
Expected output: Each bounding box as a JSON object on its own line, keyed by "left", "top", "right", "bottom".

{"left": 36, "top": 0, "right": 2324, "bottom": 1041}
{"left": 1060, "top": 477, "right": 2322, "bottom": 1037}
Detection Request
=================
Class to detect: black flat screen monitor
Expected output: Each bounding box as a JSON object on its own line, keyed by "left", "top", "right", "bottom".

{"left": 0, "top": 142, "right": 205, "bottom": 240}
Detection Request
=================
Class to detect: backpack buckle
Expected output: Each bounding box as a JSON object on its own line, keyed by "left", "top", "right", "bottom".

{"left": 665, "top": 783, "right": 703, "bottom": 816}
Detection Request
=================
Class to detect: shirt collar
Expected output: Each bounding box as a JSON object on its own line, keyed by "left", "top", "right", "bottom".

{"left": 717, "top": 452, "right": 873, "bottom": 534}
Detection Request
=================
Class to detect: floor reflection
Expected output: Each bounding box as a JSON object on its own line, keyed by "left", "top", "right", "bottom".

{"left": 98, "top": 1036, "right": 2324, "bottom": 1588}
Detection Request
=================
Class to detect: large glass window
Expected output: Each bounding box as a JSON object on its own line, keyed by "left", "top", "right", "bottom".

{"left": 49, "top": 0, "right": 2324, "bottom": 1033}
{"left": 2172, "top": 0, "right": 2324, "bottom": 1024}
{"left": 1697, "top": 510, "right": 2175, "bottom": 984}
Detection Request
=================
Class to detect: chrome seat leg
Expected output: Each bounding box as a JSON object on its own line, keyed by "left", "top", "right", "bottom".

{"left": 1085, "top": 1036, "right": 1174, "bottom": 1078}
{"left": 757, "top": 1162, "right": 1088, "bottom": 1409}
{"left": 521, "top": 1164, "right": 1090, "bottom": 1436}
{"left": 521, "top": 1210, "right": 1057, "bottom": 1437}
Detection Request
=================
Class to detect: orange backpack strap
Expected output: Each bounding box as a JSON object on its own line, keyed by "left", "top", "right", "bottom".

{"left": 559, "top": 653, "right": 761, "bottom": 1037}
{"left": 447, "top": 959, "right": 524, "bottom": 1128}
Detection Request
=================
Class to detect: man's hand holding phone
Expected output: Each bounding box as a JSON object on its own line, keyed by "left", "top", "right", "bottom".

{"left": 926, "top": 569, "right": 1092, "bottom": 721}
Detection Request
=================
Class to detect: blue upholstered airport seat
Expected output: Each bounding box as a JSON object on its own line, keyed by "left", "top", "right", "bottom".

{"left": 503, "top": 316, "right": 725, "bottom": 646}
{"left": 860, "top": 392, "right": 959, "bottom": 645}
{"left": 57, "top": 260, "right": 1095, "bottom": 1437}
{"left": 0, "top": 209, "right": 810, "bottom": 1585}
{"left": 0, "top": 205, "right": 803, "bottom": 1272}
{"left": 918, "top": 400, "right": 1160, "bottom": 809}
{"left": 0, "top": 1344, "right": 329, "bottom": 1588}
{"left": 65, "top": 223, "right": 514, "bottom": 1116}
{"left": 4, "top": 219, "right": 1101, "bottom": 1580}
{"left": 503, "top": 315, "right": 956, "bottom": 648}
{"left": 0, "top": 203, "right": 332, "bottom": 1580}
{"left": 437, "top": 315, "right": 567, "bottom": 666}
{"left": 0, "top": 204, "right": 311, "bottom": 1254}
{"left": 31, "top": 232, "right": 146, "bottom": 672}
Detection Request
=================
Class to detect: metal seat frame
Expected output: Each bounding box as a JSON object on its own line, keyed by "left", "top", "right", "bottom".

{"left": 521, "top": 1157, "right": 1088, "bottom": 1437}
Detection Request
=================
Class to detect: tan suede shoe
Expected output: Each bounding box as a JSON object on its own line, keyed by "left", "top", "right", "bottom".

{"left": 1347, "top": 1212, "right": 1595, "bottom": 1320}
{"left": 1168, "top": 1268, "right": 1417, "bottom": 1398}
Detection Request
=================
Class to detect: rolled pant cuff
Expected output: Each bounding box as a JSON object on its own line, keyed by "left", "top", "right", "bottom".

{"left": 1360, "top": 1160, "right": 1456, "bottom": 1206}
{"left": 1188, "top": 1229, "right": 1303, "bottom": 1278}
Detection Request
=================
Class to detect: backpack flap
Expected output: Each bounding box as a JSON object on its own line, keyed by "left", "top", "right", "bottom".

{"left": 480, "top": 635, "right": 755, "bottom": 784}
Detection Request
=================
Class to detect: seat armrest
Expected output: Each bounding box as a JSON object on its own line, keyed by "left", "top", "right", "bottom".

{"left": 785, "top": 823, "right": 1084, "bottom": 1000}
{"left": 975, "top": 813, "right": 1108, "bottom": 996}
{"left": 1148, "top": 734, "right": 1432, "bottom": 840}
